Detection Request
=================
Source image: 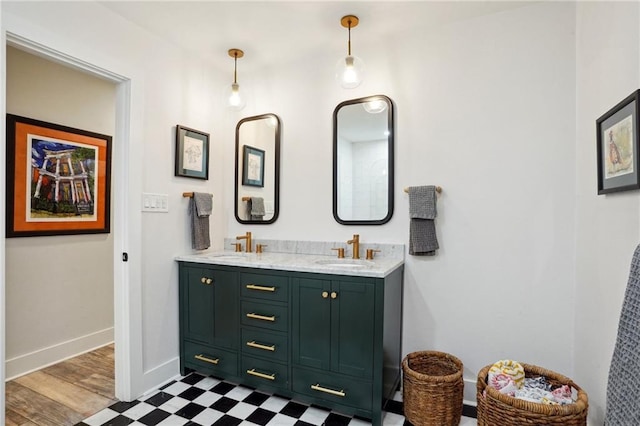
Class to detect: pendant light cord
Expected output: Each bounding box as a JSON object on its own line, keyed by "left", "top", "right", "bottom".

{"left": 233, "top": 53, "right": 238, "bottom": 84}
{"left": 347, "top": 21, "right": 352, "bottom": 56}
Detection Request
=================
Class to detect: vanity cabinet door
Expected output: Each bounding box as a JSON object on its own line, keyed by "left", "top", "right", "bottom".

{"left": 292, "top": 275, "right": 375, "bottom": 379}
{"left": 181, "top": 265, "right": 238, "bottom": 349}
{"left": 330, "top": 279, "right": 375, "bottom": 379}
{"left": 292, "top": 277, "right": 332, "bottom": 370}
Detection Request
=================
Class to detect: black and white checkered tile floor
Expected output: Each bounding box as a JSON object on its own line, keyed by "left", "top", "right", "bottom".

{"left": 78, "top": 373, "right": 477, "bottom": 426}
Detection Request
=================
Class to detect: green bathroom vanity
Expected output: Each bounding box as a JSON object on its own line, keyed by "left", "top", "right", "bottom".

{"left": 176, "top": 247, "right": 404, "bottom": 426}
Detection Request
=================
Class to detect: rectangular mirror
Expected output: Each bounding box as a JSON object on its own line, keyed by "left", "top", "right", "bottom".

{"left": 235, "top": 113, "right": 280, "bottom": 224}
{"left": 333, "top": 95, "right": 394, "bottom": 225}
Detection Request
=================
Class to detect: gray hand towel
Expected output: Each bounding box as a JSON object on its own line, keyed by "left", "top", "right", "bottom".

{"left": 250, "top": 197, "right": 265, "bottom": 221}
{"left": 409, "top": 185, "right": 437, "bottom": 219}
{"left": 408, "top": 186, "right": 439, "bottom": 256}
{"left": 190, "top": 192, "right": 212, "bottom": 250}
{"left": 605, "top": 243, "right": 640, "bottom": 424}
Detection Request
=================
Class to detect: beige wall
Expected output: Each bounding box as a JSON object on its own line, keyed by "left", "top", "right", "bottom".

{"left": 5, "top": 46, "right": 116, "bottom": 378}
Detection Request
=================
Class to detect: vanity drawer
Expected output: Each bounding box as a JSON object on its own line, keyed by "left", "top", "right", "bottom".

{"left": 184, "top": 341, "right": 238, "bottom": 377}
{"left": 241, "top": 328, "right": 288, "bottom": 362}
{"left": 241, "top": 355, "right": 289, "bottom": 390}
{"left": 292, "top": 367, "right": 372, "bottom": 411}
{"left": 241, "top": 300, "right": 288, "bottom": 332}
{"left": 240, "top": 273, "right": 289, "bottom": 302}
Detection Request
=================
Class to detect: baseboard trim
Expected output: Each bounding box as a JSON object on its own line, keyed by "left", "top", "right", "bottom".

{"left": 141, "top": 356, "right": 180, "bottom": 400}
{"left": 5, "top": 327, "right": 114, "bottom": 381}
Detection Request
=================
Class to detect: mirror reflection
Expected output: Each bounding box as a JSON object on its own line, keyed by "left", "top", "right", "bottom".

{"left": 235, "top": 113, "right": 280, "bottom": 224}
{"left": 333, "top": 95, "right": 394, "bottom": 225}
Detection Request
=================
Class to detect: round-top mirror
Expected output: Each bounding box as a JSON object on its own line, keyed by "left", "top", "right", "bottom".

{"left": 234, "top": 113, "right": 280, "bottom": 224}
{"left": 333, "top": 95, "right": 394, "bottom": 225}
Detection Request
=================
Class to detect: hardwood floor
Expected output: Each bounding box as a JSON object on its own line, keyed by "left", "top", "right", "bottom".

{"left": 5, "top": 344, "right": 116, "bottom": 426}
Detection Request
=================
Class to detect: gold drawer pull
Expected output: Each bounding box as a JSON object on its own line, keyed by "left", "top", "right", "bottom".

{"left": 194, "top": 354, "right": 219, "bottom": 365}
{"left": 246, "top": 312, "right": 276, "bottom": 322}
{"left": 247, "top": 368, "right": 275, "bottom": 381}
{"left": 311, "top": 383, "right": 346, "bottom": 397}
{"left": 246, "top": 284, "right": 276, "bottom": 292}
{"left": 246, "top": 340, "right": 276, "bottom": 352}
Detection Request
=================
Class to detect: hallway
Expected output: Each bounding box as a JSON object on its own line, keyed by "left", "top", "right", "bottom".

{"left": 5, "top": 344, "right": 115, "bottom": 425}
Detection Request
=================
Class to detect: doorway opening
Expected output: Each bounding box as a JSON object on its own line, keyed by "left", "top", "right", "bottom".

{"left": 2, "top": 30, "right": 141, "bottom": 419}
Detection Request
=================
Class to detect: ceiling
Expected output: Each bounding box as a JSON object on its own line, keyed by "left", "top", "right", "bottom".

{"left": 99, "top": 1, "right": 533, "bottom": 73}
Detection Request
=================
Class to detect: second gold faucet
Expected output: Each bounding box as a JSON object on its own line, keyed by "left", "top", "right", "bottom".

{"left": 347, "top": 234, "right": 360, "bottom": 259}
{"left": 236, "top": 231, "right": 252, "bottom": 253}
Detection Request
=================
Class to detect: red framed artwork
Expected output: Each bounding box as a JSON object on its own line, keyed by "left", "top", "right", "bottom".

{"left": 5, "top": 114, "right": 112, "bottom": 237}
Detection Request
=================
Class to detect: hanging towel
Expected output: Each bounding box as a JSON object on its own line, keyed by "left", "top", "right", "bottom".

{"left": 408, "top": 185, "right": 439, "bottom": 256}
{"left": 250, "top": 197, "right": 265, "bottom": 221}
{"left": 189, "top": 192, "right": 213, "bottom": 250}
{"left": 605, "top": 243, "right": 640, "bottom": 425}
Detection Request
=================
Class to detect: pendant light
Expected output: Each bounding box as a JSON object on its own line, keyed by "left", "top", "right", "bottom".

{"left": 363, "top": 99, "right": 387, "bottom": 114}
{"left": 227, "top": 48, "right": 246, "bottom": 111}
{"left": 336, "top": 15, "right": 365, "bottom": 89}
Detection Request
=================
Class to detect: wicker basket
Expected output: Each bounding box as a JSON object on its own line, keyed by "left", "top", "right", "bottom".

{"left": 476, "top": 363, "right": 589, "bottom": 426}
{"left": 402, "top": 351, "right": 464, "bottom": 426}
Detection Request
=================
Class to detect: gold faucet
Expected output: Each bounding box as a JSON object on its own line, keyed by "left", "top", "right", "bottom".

{"left": 236, "top": 231, "right": 252, "bottom": 253}
{"left": 331, "top": 247, "right": 345, "bottom": 258}
{"left": 366, "top": 249, "right": 381, "bottom": 260}
{"left": 347, "top": 234, "right": 360, "bottom": 259}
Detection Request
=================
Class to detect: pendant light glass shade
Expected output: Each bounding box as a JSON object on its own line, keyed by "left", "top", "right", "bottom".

{"left": 227, "top": 49, "right": 246, "bottom": 111}
{"left": 336, "top": 15, "right": 365, "bottom": 89}
{"left": 336, "top": 55, "right": 365, "bottom": 89}
{"left": 227, "top": 82, "right": 246, "bottom": 111}
{"left": 363, "top": 98, "right": 387, "bottom": 113}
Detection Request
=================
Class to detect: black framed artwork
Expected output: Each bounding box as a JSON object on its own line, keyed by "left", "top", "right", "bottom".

{"left": 175, "top": 125, "right": 209, "bottom": 180}
{"left": 597, "top": 90, "right": 640, "bottom": 194}
{"left": 6, "top": 114, "right": 112, "bottom": 237}
{"left": 242, "top": 145, "right": 265, "bottom": 187}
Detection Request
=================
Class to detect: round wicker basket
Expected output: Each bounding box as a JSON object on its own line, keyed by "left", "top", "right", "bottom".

{"left": 476, "top": 363, "right": 589, "bottom": 426}
{"left": 402, "top": 351, "right": 464, "bottom": 426}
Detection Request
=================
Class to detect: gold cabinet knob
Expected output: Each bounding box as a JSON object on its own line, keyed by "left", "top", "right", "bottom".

{"left": 322, "top": 291, "right": 329, "bottom": 299}
{"left": 206, "top": 278, "right": 213, "bottom": 285}
{"left": 331, "top": 291, "right": 338, "bottom": 299}
{"left": 201, "top": 277, "right": 206, "bottom": 284}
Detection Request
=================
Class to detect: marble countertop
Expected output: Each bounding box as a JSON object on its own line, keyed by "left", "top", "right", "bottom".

{"left": 175, "top": 251, "right": 404, "bottom": 278}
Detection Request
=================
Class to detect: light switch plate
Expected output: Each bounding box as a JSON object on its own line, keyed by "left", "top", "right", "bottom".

{"left": 142, "top": 193, "right": 169, "bottom": 212}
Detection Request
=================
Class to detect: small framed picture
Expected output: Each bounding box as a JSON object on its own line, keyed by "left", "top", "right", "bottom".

{"left": 597, "top": 90, "right": 640, "bottom": 194}
{"left": 175, "top": 125, "right": 209, "bottom": 180}
{"left": 242, "top": 145, "right": 265, "bottom": 187}
{"left": 6, "top": 114, "right": 112, "bottom": 237}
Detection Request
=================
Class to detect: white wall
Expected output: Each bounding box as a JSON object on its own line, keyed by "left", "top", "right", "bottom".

{"left": 229, "top": 1, "right": 577, "bottom": 403}
{"left": 575, "top": 2, "right": 640, "bottom": 423}
{"left": 5, "top": 46, "right": 116, "bottom": 378}
{"left": 4, "top": 2, "right": 632, "bottom": 421}
{"left": 1, "top": 0, "right": 226, "bottom": 402}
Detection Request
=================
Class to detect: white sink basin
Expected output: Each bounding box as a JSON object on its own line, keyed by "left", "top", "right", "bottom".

{"left": 315, "top": 259, "right": 373, "bottom": 268}
{"left": 206, "top": 253, "right": 248, "bottom": 260}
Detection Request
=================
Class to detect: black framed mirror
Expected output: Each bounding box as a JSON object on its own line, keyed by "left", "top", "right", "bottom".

{"left": 234, "top": 113, "right": 280, "bottom": 224}
{"left": 333, "top": 95, "right": 394, "bottom": 225}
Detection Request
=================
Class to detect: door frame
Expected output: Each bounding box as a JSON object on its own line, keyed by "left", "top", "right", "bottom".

{"left": 1, "top": 26, "right": 144, "bottom": 413}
